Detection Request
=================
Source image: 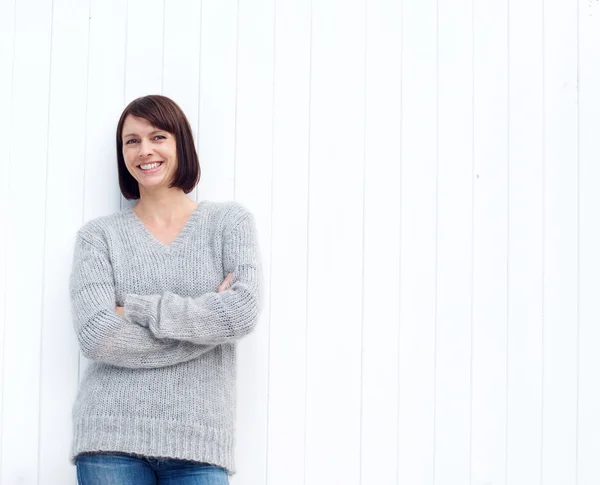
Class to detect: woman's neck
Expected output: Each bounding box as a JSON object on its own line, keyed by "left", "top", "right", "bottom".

{"left": 133, "top": 191, "right": 199, "bottom": 225}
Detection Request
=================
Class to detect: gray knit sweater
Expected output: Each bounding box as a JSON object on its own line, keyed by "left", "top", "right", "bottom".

{"left": 68, "top": 200, "right": 262, "bottom": 476}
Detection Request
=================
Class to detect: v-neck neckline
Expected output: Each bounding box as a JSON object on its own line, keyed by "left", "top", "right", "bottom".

{"left": 125, "top": 201, "right": 205, "bottom": 253}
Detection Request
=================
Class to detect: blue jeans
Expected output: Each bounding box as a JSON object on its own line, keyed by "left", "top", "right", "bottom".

{"left": 75, "top": 453, "right": 229, "bottom": 485}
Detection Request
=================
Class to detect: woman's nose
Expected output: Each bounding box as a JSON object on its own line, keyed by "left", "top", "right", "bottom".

{"left": 138, "top": 139, "right": 153, "bottom": 157}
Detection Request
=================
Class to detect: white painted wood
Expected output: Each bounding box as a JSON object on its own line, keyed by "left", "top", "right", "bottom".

{"left": 2, "top": 0, "right": 599, "bottom": 483}
{"left": 162, "top": 0, "right": 202, "bottom": 203}
{"left": 397, "top": 0, "right": 437, "bottom": 483}
{"left": 542, "top": 1, "right": 579, "bottom": 484}
{"left": 84, "top": 0, "right": 127, "bottom": 219}
{"left": 266, "top": 0, "right": 310, "bottom": 483}
{"left": 230, "top": 0, "right": 273, "bottom": 482}
{"left": 121, "top": 0, "right": 165, "bottom": 211}
{"left": 124, "top": 0, "right": 164, "bottom": 100}
{"left": 362, "top": 0, "right": 401, "bottom": 483}
{"left": 38, "top": 1, "right": 89, "bottom": 484}
{"left": 197, "top": 0, "right": 238, "bottom": 202}
{"left": 471, "top": 1, "right": 508, "bottom": 484}
{"left": 506, "top": 0, "right": 544, "bottom": 483}
{"left": 0, "top": 0, "right": 53, "bottom": 483}
{"left": 0, "top": 0, "right": 15, "bottom": 477}
{"left": 435, "top": 0, "right": 473, "bottom": 483}
{"left": 305, "top": 0, "right": 365, "bottom": 483}
{"left": 577, "top": 1, "right": 600, "bottom": 484}
{"left": 80, "top": 0, "right": 128, "bottom": 383}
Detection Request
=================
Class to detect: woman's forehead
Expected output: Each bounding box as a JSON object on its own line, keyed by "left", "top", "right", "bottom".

{"left": 122, "top": 115, "right": 164, "bottom": 136}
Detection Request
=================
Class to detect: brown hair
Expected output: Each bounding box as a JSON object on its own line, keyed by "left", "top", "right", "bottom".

{"left": 116, "top": 95, "right": 200, "bottom": 200}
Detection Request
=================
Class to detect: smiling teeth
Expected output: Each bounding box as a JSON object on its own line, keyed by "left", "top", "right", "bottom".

{"left": 140, "top": 162, "right": 162, "bottom": 170}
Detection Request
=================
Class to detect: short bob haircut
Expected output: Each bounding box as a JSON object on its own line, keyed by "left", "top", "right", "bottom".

{"left": 116, "top": 95, "right": 200, "bottom": 200}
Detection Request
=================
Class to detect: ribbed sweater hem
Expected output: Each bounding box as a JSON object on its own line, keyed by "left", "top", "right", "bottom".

{"left": 70, "top": 415, "right": 236, "bottom": 476}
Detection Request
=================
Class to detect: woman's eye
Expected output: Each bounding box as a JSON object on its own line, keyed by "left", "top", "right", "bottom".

{"left": 153, "top": 135, "right": 166, "bottom": 140}
{"left": 125, "top": 139, "right": 138, "bottom": 145}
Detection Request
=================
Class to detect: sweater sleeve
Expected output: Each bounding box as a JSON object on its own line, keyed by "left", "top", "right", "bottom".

{"left": 123, "top": 211, "right": 262, "bottom": 345}
{"left": 69, "top": 231, "right": 217, "bottom": 369}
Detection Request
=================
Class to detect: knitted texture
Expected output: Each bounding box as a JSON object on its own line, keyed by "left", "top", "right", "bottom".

{"left": 68, "top": 200, "right": 262, "bottom": 476}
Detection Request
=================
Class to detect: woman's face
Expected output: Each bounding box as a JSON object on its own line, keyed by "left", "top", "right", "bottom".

{"left": 121, "top": 115, "right": 178, "bottom": 192}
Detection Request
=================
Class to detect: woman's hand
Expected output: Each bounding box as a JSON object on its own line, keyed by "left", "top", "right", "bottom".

{"left": 218, "top": 273, "right": 235, "bottom": 293}
{"left": 115, "top": 306, "right": 125, "bottom": 317}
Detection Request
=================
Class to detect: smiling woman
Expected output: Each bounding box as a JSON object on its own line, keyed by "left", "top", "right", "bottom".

{"left": 123, "top": 118, "right": 172, "bottom": 179}
{"left": 68, "top": 94, "right": 263, "bottom": 485}
{"left": 116, "top": 95, "right": 200, "bottom": 200}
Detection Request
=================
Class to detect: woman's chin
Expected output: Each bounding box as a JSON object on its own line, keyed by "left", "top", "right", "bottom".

{"left": 137, "top": 177, "right": 175, "bottom": 193}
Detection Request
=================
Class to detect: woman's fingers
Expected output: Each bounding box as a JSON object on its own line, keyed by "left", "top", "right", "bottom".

{"left": 218, "top": 273, "right": 232, "bottom": 292}
{"left": 217, "top": 273, "right": 234, "bottom": 293}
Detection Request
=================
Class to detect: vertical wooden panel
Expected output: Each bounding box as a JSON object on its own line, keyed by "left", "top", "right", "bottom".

{"left": 362, "top": 0, "right": 401, "bottom": 483}
{"left": 266, "top": 0, "right": 310, "bottom": 483}
{"left": 398, "top": 0, "right": 437, "bottom": 482}
{"left": 124, "top": 0, "right": 164, "bottom": 100}
{"left": 84, "top": 0, "right": 127, "bottom": 220}
{"left": 0, "top": 0, "right": 15, "bottom": 476}
{"left": 162, "top": 0, "right": 202, "bottom": 202}
{"left": 506, "top": 1, "right": 544, "bottom": 483}
{"left": 435, "top": 0, "right": 473, "bottom": 483}
{"left": 197, "top": 0, "right": 238, "bottom": 201}
{"left": 122, "top": 0, "right": 165, "bottom": 210}
{"left": 84, "top": 0, "right": 127, "bottom": 222}
{"left": 577, "top": 0, "right": 600, "bottom": 483}
{"left": 79, "top": 0, "right": 128, "bottom": 381}
{"left": 232, "top": 0, "right": 273, "bottom": 482}
{"left": 38, "top": 1, "right": 89, "bottom": 483}
{"left": 0, "top": 0, "right": 53, "bottom": 482}
{"left": 542, "top": 0, "right": 579, "bottom": 483}
{"left": 471, "top": 1, "right": 508, "bottom": 484}
{"left": 305, "top": 0, "right": 365, "bottom": 483}
{"left": 3, "top": 0, "right": 600, "bottom": 482}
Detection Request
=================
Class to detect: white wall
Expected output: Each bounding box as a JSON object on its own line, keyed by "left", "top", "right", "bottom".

{"left": 0, "top": 0, "right": 598, "bottom": 484}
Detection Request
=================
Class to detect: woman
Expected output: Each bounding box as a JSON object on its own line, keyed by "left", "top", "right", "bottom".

{"left": 69, "top": 95, "right": 262, "bottom": 484}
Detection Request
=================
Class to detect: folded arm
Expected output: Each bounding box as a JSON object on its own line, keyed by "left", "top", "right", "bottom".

{"left": 70, "top": 232, "right": 216, "bottom": 369}
{"left": 123, "top": 211, "right": 262, "bottom": 345}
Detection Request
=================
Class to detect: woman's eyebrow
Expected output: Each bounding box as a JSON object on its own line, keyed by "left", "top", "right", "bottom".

{"left": 123, "top": 130, "right": 165, "bottom": 138}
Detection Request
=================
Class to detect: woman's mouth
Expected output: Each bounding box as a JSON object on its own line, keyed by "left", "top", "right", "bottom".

{"left": 137, "top": 162, "right": 163, "bottom": 174}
